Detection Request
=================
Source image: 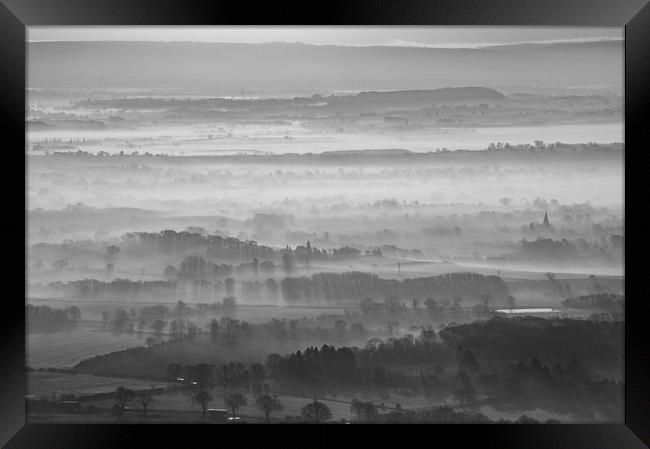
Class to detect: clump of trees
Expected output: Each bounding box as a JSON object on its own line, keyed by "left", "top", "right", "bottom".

{"left": 27, "top": 305, "right": 81, "bottom": 333}
{"left": 513, "top": 237, "right": 623, "bottom": 266}
{"left": 112, "top": 386, "right": 134, "bottom": 416}
{"left": 350, "top": 399, "right": 378, "bottom": 422}
{"left": 562, "top": 293, "right": 624, "bottom": 312}
{"left": 301, "top": 400, "right": 332, "bottom": 423}
{"left": 266, "top": 345, "right": 357, "bottom": 384}
{"left": 437, "top": 316, "right": 623, "bottom": 371}
{"left": 122, "top": 230, "right": 276, "bottom": 261}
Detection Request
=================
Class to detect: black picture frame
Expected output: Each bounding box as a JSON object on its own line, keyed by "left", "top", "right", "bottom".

{"left": 2, "top": 1, "right": 648, "bottom": 447}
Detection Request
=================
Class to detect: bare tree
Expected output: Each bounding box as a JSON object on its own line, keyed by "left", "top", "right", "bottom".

{"left": 301, "top": 400, "right": 332, "bottom": 424}
{"left": 140, "top": 395, "right": 153, "bottom": 417}
{"left": 115, "top": 387, "right": 134, "bottom": 411}
{"left": 256, "top": 394, "right": 283, "bottom": 423}
{"left": 194, "top": 391, "right": 212, "bottom": 417}
{"left": 225, "top": 393, "right": 247, "bottom": 417}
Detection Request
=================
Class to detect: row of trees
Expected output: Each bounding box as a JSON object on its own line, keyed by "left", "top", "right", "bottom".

{"left": 359, "top": 294, "right": 514, "bottom": 321}
{"left": 99, "top": 298, "right": 237, "bottom": 336}
{"left": 562, "top": 293, "right": 624, "bottom": 312}
{"left": 99, "top": 305, "right": 371, "bottom": 346}
{"left": 45, "top": 270, "right": 509, "bottom": 308}
{"left": 121, "top": 230, "right": 276, "bottom": 261}
{"left": 108, "top": 381, "right": 574, "bottom": 423}
{"left": 120, "top": 230, "right": 374, "bottom": 268}
{"left": 113, "top": 384, "right": 334, "bottom": 423}
{"left": 280, "top": 271, "right": 510, "bottom": 304}
{"left": 516, "top": 237, "right": 622, "bottom": 265}
{"left": 49, "top": 278, "right": 178, "bottom": 300}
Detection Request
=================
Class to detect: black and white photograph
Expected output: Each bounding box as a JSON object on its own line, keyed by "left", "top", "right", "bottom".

{"left": 25, "top": 26, "right": 625, "bottom": 425}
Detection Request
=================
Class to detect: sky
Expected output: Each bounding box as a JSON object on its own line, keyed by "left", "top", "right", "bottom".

{"left": 27, "top": 26, "right": 623, "bottom": 48}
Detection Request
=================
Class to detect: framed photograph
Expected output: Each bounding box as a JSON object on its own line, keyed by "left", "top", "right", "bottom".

{"left": 1, "top": 0, "right": 648, "bottom": 447}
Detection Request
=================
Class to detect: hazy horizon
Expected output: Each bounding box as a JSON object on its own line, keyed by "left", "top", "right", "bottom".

{"left": 28, "top": 26, "right": 622, "bottom": 47}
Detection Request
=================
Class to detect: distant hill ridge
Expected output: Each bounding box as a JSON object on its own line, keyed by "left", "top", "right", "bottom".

{"left": 28, "top": 40, "right": 622, "bottom": 92}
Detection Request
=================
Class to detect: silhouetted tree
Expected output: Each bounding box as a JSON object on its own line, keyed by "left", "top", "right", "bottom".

{"left": 225, "top": 393, "right": 247, "bottom": 417}
{"left": 140, "top": 395, "right": 153, "bottom": 417}
{"left": 194, "top": 391, "right": 212, "bottom": 417}
{"left": 301, "top": 400, "right": 333, "bottom": 424}
{"left": 115, "top": 387, "right": 134, "bottom": 410}
{"left": 453, "top": 371, "right": 476, "bottom": 407}
{"left": 256, "top": 394, "right": 283, "bottom": 423}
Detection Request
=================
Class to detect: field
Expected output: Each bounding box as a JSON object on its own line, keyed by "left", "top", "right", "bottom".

{"left": 27, "top": 371, "right": 583, "bottom": 424}
{"left": 25, "top": 34, "right": 624, "bottom": 426}
{"left": 27, "top": 262, "right": 623, "bottom": 370}
{"left": 28, "top": 325, "right": 147, "bottom": 368}
{"left": 27, "top": 371, "right": 165, "bottom": 398}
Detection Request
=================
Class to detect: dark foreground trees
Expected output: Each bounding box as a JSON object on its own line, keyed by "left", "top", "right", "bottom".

{"left": 76, "top": 316, "right": 622, "bottom": 423}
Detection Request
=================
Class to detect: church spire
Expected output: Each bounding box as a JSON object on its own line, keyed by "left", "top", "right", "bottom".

{"left": 543, "top": 211, "right": 550, "bottom": 227}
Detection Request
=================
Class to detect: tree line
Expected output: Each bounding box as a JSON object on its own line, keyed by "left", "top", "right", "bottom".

{"left": 27, "top": 304, "right": 81, "bottom": 333}
{"left": 42, "top": 269, "right": 509, "bottom": 306}
{"left": 280, "top": 271, "right": 509, "bottom": 304}
{"left": 562, "top": 293, "right": 624, "bottom": 312}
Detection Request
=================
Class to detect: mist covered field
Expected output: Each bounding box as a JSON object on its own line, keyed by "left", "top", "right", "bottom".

{"left": 26, "top": 29, "right": 624, "bottom": 424}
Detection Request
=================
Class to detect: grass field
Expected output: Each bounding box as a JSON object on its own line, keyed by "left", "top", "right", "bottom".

{"left": 27, "top": 371, "right": 165, "bottom": 397}
{"left": 28, "top": 325, "right": 146, "bottom": 368}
